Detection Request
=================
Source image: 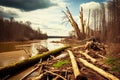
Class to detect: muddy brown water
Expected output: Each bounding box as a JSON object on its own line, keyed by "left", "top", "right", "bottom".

{"left": 0, "top": 38, "right": 64, "bottom": 67}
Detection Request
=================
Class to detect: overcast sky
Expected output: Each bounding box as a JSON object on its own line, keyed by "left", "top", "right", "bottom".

{"left": 0, "top": 0, "right": 106, "bottom": 36}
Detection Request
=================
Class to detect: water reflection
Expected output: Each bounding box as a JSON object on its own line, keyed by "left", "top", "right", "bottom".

{"left": 0, "top": 38, "right": 64, "bottom": 67}
{"left": 31, "top": 38, "right": 64, "bottom": 56}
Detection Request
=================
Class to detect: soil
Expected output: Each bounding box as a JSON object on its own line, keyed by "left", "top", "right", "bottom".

{"left": 2, "top": 38, "right": 120, "bottom": 80}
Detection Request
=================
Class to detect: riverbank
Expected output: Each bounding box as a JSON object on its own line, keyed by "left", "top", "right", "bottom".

{"left": 0, "top": 38, "right": 120, "bottom": 80}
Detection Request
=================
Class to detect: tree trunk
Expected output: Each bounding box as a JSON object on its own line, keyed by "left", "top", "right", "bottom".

{"left": 79, "top": 58, "right": 119, "bottom": 80}
{"left": 79, "top": 7, "right": 85, "bottom": 39}
{"left": 67, "top": 50, "right": 84, "bottom": 79}
{"left": 79, "top": 50, "right": 97, "bottom": 63}
{"left": 0, "top": 46, "right": 70, "bottom": 79}
{"left": 86, "top": 9, "right": 91, "bottom": 38}
{"left": 63, "top": 7, "right": 81, "bottom": 39}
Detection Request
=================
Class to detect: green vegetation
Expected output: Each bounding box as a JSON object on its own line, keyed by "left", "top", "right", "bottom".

{"left": 105, "top": 56, "right": 120, "bottom": 72}
{"left": 52, "top": 60, "right": 70, "bottom": 68}
{"left": 0, "top": 46, "right": 70, "bottom": 78}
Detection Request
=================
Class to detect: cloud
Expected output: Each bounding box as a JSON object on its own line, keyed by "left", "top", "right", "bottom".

{"left": 0, "top": 0, "right": 70, "bottom": 36}
{"left": 79, "top": 1, "right": 101, "bottom": 30}
{"left": 0, "top": 6, "right": 22, "bottom": 18}
{"left": 0, "top": 0, "right": 56, "bottom": 11}
{"left": 80, "top": 1, "right": 101, "bottom": 11}
{"left": 14, "top": 6, "right": 71, "bottom": 36}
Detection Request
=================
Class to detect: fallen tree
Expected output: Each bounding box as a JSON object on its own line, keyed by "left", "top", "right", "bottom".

{"left": 79, "top": 58, "right": 119, "bottom": 80}
{"left": 67, "top": 50, "right": 86, "bottom": 79}
{"left": 79, "top": 50, "right": 97, "bottom": 63}
{"left": 0, "top": 46, "right": 70, "bottom": 79}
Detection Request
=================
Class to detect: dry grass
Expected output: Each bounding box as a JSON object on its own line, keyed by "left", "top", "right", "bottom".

{"left": 105, "top": 43, "right": 120, "bottom": 73}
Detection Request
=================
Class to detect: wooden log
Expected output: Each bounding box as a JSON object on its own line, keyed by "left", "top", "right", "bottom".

{"left": 67, "top": 50, "right": 84, "bottom": 79}
{"left": 79, "top": 50, "right": 97, "bottom": 63}
{"left": 79, "top": 58, "right": 119, "bottom": 80}
{"left": 95, "top": 52, "right": 107, "bottom": 59}
{"left": 0, "top": 46, "right": 70, "bottom": 79}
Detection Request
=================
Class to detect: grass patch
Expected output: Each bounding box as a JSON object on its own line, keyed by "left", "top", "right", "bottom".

{"left": 52, "top": 60, "right": 70, "bottom": 68}
{"left": 105, "top": 56, "right": 120, "bottom": 72}
{"left": 105, "top": 57, "right": 116, "bottom": 65}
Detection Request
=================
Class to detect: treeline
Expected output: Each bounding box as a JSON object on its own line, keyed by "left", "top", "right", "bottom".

{"left": 64, "top": 0, "right": 120, "bottom": 43}
{"left": 0, "top": 17, "right": 47, "bottom": 42}
{"left": 90, "top": 0, "right": 120, "bottom": 43}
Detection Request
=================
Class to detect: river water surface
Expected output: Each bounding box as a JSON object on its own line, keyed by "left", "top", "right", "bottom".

{"left": 0, "top": 38, "right": 64, "bottom": 67}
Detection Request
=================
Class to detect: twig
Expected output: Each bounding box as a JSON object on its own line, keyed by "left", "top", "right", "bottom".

{"left": 20, "top": 59, "right": 42, "bottom": 80}
{"left": 45, "top": 70, "right": 67, "bottom": 80}
{"left": 30, "top": 72, "right": 47, "bottom": 80}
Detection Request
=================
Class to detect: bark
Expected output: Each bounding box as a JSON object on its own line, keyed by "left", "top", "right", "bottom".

{"left": 79, "top": 50, "right": 97, "bottom": 63}
{"left": 86, "top": 9, "right": 91, "bottom": 38}
{"left": 0, "top": 46, "right": 70, "bottom": 79}
{"left": 79, "top": 58, "right": 119, "bottom": 80}
{"left": 67, "top": 50, "right": 84, "bottom": 79}
{"left": 80, "top": 7, "right": 85, "bottom": 35}
{"left": 63, "top": 7, "right": 81, "bottom": 39}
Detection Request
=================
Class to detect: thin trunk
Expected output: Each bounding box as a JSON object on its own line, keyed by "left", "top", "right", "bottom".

{"left": 79, "top": 7, "right": 85, "bottom": 39}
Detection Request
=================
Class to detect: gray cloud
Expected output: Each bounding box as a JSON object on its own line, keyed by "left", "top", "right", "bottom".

{"left": 0, "top": 6, "right": 22, "bottom": 18}
{"left": 0, "top": 0, "right": 56, "bottom": 11}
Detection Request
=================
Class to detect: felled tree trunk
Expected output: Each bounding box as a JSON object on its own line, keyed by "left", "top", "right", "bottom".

{"left": 79, "top": 50, "right": 97, "bottom": 63}
{"left": 0, "top": 46, "right": 70, "bottom": 79}
{"left": 79, "top": 58, "right": 119, "bottom": 80}
{"left": 67, "top": 50, "right": 86, "bottom": 79}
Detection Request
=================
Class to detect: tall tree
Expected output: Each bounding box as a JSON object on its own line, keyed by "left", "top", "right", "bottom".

{"left": 63, "top": 7, "right": 81, "bottom": 39}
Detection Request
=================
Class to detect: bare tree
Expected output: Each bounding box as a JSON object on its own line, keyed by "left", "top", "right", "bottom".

{"left": 63, "top": 7, "right": 81, "bottom": 39}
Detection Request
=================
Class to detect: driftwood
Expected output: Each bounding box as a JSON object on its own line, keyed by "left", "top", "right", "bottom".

{"left": 0, "top": 46, "right": 70, "bottom": 79}
{"left": 30, "top": 72, "right": 47, "bottom": 80}
{"left": 79, "top": 58, "right": 119, "bottom": 80}
{"left": 46, "top": 70, "right": 67, "bottom": 80}
{"left": 79, "top": 50, "right": 97, "bottom": 63}
{"left": 95, "top": 52, "right": 107, "bottom": 59}
{"left": 67, "top": 50, "right": 83, "bottom": 79}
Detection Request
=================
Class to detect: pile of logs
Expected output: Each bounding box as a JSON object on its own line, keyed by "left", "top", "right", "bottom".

{"left": 0, "top": 41, "right": 119, "bottom": 80}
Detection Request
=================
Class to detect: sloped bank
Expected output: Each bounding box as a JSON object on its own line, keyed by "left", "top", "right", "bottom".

{"left": 0, "top": 46, "right": 70, "bottom": 79}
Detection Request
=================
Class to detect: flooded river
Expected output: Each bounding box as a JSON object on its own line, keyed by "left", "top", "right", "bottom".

{"left": 0, "top": 38, "right": 64, "bottom": 67}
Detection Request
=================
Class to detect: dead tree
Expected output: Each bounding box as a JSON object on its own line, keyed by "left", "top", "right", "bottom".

{"left": 79, "top": 7, "right": 85, "bottom": 39}
{"left": 86, "top": 9, "right": 91, "bottom": 38}
{"left": 63, "top": 7, "right": 81, "bottom": 39}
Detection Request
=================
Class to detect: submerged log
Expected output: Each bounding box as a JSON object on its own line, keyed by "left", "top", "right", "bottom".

{"left": 0, "top": 46, "right": 70, "bottom": 79}
{"left": 79, "top": 58, "right": 119, "bottom": 80}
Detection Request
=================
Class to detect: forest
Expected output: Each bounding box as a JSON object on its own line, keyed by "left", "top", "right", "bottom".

{"left": 0, "top": 17, "right": 47, "bottom": 42}
{"left": 64, "top": 0, "right": 120, "bottom": 43}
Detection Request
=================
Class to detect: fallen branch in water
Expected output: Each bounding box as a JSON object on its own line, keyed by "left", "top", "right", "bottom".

{"left": 79, "top": 58, "right": 119, "bottom": 80}
{"left": 0, "top": 46, "right": 70, "bottom": 79}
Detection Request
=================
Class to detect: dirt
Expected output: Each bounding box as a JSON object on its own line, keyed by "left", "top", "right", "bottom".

{"left": 2, "top": 38, "right": 120, "bottom": 80}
